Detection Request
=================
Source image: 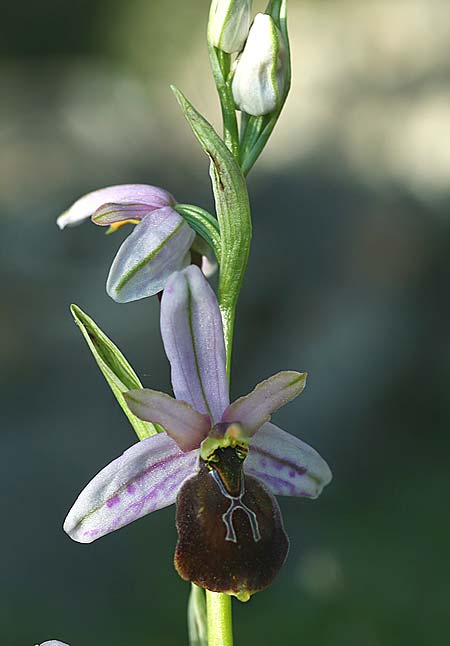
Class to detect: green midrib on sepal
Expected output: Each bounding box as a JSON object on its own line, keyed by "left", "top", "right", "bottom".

{"left": 115, "top": 220, "right": 185, "bottom": 293}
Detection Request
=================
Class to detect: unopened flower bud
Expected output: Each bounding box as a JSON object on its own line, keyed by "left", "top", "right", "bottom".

{"left": 208, "top": 0, "right": 252, "bottom": 54}
{"left": 232, "top": 13, "right": 287, "bottom": 116}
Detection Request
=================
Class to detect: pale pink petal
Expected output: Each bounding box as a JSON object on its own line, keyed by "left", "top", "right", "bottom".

{"left": 92, "top": 202, "right": 154, "bottom": 225}
{"left": 57, "top": 184, "right": 175, "bottom": 229}
{"left": 125, "top": 389, "right": 210, "bottom": 452}
{"left": 245, "top": 423, "right": 332, "bottom": 498}
{"left": 222, "top": 371, "right": 307, "bottom": 435}
{"left": 64, "top": 433, "right": 198, "bottom": 543}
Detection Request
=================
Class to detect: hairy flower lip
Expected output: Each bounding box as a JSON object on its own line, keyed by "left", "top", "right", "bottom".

{"left": 64, "top": 267, "right": 332, "bottom": 548}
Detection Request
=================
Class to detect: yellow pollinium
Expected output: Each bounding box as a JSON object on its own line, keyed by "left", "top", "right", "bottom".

{"left": 200, "top": 422, "right": 250, "bottom": 462}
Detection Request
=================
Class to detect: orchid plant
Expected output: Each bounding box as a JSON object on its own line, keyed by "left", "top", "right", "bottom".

{"left": 56, "top": 1, "right": 332, "bottom": 645}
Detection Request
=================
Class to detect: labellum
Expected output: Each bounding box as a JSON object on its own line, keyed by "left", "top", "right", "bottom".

{"left": 174, "top": 430, "right": 289, "bottom": 602}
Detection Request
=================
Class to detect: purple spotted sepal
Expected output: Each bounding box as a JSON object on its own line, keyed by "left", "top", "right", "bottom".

{"left": 63, "top": 433, "right": 199, "bottom": 544}
{"left": 245, "top": 423, "right": 332, "bottom": 499}
{"left": 174, "top": 445, "right": 288, "bottom": 602}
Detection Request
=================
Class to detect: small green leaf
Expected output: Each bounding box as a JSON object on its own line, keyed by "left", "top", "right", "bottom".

{"left": 70, "top": 304, "right": 162, "bottom": 440}
{"left": 174, "top": 204, "right": 222, "bottom": 261}
{"left": 171, "top": 86, "right": 252, "bottom": 375}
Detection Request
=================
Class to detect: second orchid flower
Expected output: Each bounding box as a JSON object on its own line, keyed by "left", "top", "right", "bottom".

{"left": 57, "top": 184, "right": 199, "bottom": 303}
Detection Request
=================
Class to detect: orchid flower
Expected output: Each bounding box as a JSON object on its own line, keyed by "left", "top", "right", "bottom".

{"left": 37, "top": 641, "right": 70, "bottom": 646}
{"left": 56, "top": 184, "right": 197, "bottom": 302}
{"left": 64, "top": 266, "right": 331, "bottom": 602}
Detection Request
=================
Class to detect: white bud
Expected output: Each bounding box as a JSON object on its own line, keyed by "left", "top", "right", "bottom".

{"left": 232, "top": 13, "right": 287, "bottom": 117}
{"left": 208, "top": 0, "right": 252, "bottom": 54}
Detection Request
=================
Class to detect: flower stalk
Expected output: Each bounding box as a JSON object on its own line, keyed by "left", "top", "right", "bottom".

{"left": 206, "top": 591, "right": 234, "bottom": 646}
{"left": 208, "top": 44, "right": 240, "bottom": 161}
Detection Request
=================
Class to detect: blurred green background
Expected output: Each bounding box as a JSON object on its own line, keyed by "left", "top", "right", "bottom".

{"left": 1, "top": 0, "right": 449, "bottom": 644}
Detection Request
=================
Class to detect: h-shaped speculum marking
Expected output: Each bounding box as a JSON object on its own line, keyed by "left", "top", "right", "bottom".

{"left": 210, "top": 470, "right": 262, "bottom": 543}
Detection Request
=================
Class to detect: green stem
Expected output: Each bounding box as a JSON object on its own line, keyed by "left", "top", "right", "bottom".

{"left": 206, "top": 590, "right": 233, "bottom": 646}
{"left": 208, "top": 44, "right": 240, "bottom": 161}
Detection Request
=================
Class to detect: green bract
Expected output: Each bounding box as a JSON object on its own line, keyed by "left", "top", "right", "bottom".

{"left": 70, "top": 304, "right": 162, "bottom": 440}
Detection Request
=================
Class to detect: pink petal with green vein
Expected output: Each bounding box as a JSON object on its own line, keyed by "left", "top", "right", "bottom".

{"left": 160, "top": 266, "right": 229, "bottom": 422}
{"left": 245, "top": 423, "right": 332, "bottom": 498}
{"left": 57, "top": 184, "right": 175, "bottom": 229}
{"left": 63, "top": 432, "right": 199, "bottom": 543}
{"left": 125, "top": 388, "right": 210, "bottom": 452}
{"left": 106, "top": 207, "right": 195, "bottom": 303}
{"left": 222, "top": 371, "right": 307, "bottom": 435}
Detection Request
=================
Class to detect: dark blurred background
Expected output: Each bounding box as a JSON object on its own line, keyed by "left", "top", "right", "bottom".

{"left": 1, "top": 1, "right": 449, "bottom": 644}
